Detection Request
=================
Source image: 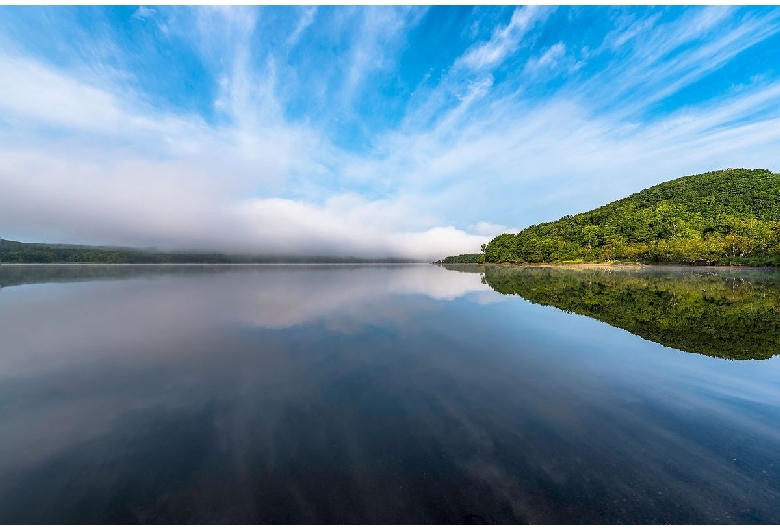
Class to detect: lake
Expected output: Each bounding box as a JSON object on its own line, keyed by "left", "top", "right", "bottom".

{"left": 1, "top": 264, "right": 779, "bottom": 524}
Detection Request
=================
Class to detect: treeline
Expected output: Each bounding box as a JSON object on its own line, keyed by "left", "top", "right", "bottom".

{"left": 481, "top": 168, "right": 780, "bottom": 265}
{"left": 0, "top": 240, "right": 417, "bottom": 264}
{"left": 433, "top": 253, "right": 483, "bottom": 264}
{"left": 479, "top": 265, "right": 780, "bottom": 360}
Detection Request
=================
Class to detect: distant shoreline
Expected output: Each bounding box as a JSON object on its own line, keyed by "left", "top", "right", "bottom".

{"left": 0, "top": 261, "right": 427, "bottom": 267}
{"left": 0, "top": 239, "right": 423, "bottom": 265}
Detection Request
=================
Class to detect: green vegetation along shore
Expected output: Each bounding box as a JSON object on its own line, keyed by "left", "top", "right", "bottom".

{"left": 433, "top": 253, "right": 483, "bottom": 264}
{"left": 464, "top": 264, "right": 780, "bottom": 360}
{"left": 446, "top": 168, "right": 780, "bottom": 266}
{"left": 0, "top": 239, "right": 417, "bottom": 264}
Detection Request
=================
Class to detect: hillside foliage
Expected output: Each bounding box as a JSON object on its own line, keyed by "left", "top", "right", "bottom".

{"left": 482, "top": 168, "right": 780, "bottom": 265}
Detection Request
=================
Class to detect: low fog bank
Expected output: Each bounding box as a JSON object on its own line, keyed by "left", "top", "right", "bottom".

{"left": 0, "top": 153, "right": 489, "bottom": 261}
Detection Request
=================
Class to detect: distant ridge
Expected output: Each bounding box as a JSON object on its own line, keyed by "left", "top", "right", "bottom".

{"left": 443, "top": 168, "right": 780, "bottom": 266}
{"left": 0, "top": 239, "right": 420, "bottom": 264}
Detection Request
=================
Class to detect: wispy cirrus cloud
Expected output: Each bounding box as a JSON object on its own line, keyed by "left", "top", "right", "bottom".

{"left": 131, "top": 6, "right": 154, "bottom": 21}
{"left": 286, "top": 6, "right": 317, "bottom": 48}
{"left": 523, "top": 42, "right": 567, "bottom": 75}
{"left": 457, "top": 6, "right": 549, "bottom": 71}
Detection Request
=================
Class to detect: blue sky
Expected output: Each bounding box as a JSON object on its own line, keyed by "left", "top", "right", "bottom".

{"left": 1, "top": 6, "right": 780, "bottom": 258}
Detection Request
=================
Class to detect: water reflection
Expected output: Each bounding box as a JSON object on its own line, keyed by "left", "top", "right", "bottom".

{"left": 1, "top": 265, "right": 779, "bottom": 523}
{"left": 0, "top": 263, "right": 491, "bottom": 301}
{"left": 0, "top": 265, "right": 492, "bottom": 375}
{"left": 443, "top": 264, "right": 780, "bottom": 360}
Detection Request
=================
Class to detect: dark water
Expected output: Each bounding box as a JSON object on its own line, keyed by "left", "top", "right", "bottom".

{"left": 1, "top": 264, "right": 779, "bottom": 524}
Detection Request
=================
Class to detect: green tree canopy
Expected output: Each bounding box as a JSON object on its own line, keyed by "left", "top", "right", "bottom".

{"left": 480, "top": 168, "right": 780, "bottom": 266}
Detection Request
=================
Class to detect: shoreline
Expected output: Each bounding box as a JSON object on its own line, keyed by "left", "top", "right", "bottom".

{"left": 440, "top": 262, "right": 780, "bottom": 271}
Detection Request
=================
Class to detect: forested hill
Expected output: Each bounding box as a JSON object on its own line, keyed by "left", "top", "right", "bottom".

{"left": 0, "top": 240, "right": 417, "bottom": 264}
{"left": 481, "top": 168, "right": 780, "bottom": 266}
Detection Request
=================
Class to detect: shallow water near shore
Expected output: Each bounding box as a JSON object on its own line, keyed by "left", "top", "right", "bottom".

{"left": 1, "top": 264, "right": 779, "bottom": 523}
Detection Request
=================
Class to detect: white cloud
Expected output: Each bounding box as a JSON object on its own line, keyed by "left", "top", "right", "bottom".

{"left": 601, "top": 12, "right": 662, "bottom": 51}
{"left": 457, "top": 6, "right": 548, "bottom": 71}
{"left": 523, "top": 42, "right": 566, "bottom": 75}
{"left": 340, "top": 7, "right": 425, "bottom": 104}
{"left": 470, "top": 222, "right": 521, "bottom": 237}
{"left": 131, "top": 6, "right": 155, "bottom": 21}
{"left": 286, "top": 6, "right": 317, "bottom": 47}
{"left": 583, "top": 7, "right": 780, "bottom": 118}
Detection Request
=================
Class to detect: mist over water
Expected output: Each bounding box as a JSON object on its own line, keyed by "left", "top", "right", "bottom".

{"left": 1, "top": 264, "right": 779, "bottom": 523}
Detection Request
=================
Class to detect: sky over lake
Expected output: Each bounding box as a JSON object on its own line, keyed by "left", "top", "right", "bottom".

{"left": 1, "top": 6, "right": 780, "bottom": 259}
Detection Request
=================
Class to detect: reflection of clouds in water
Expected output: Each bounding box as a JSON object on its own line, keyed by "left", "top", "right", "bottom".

{"left": 472, "top": 290, "right": 507, "bottom": 305}
{"left": 234, "top": 265, "right": 491, "bottom": 329}
{"left": 394, "top": 266, "right": 492, "bottom": 300}
{"left": 0, "top": 266, "right": 488, "bottom": 376}
{"left": 1, "top": 266, "right": 780, "bottom": 523}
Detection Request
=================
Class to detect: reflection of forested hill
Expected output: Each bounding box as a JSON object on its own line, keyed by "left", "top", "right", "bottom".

{"left": 0, "top": 264, "right": 375, "bottom": 290}
{"left": 0, "top": 264, "right": 237, "bottom": 289}
{"left": 477, "top": 265, "right": 780, "bottom": 360}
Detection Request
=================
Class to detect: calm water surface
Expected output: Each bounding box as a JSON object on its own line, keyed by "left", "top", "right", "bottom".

{"left": 0, "top": 264, "right": 779, "bottom": 523}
